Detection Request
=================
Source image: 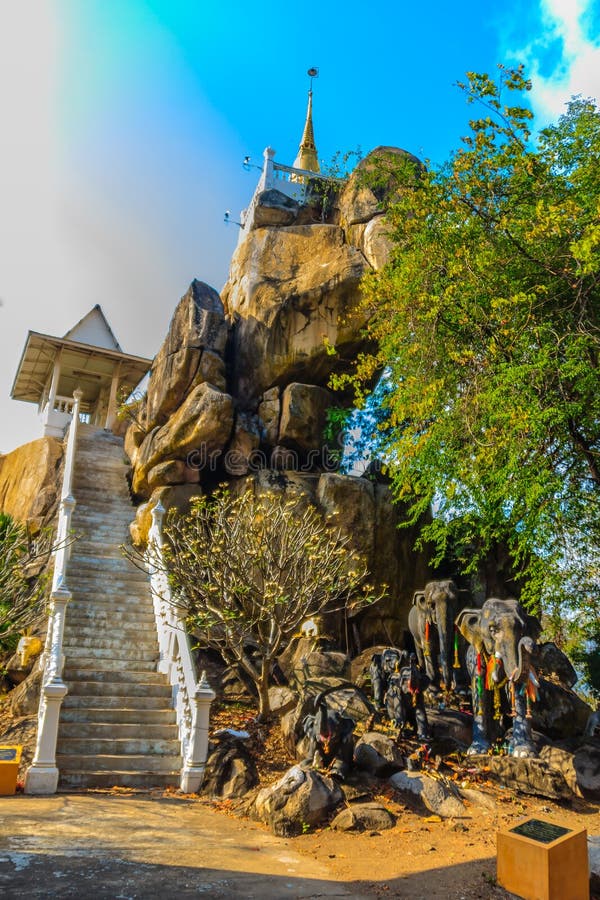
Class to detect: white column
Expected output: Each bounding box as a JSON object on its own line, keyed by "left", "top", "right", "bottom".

{"left": 105, "top": 362, "right": 121, "bottom": 431}
{"left": 47, "top": 352, "right": 62, "bottom": 412}
{"left": 180, "top": 672, "right": 216, "bottom": 793}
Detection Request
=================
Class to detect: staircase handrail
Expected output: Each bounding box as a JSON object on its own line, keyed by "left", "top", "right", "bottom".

{"left": 148, "top": 502, "right": 215, "bottom": 793}
{"left": 25, "top": 387, "right": 83, "bottom": 794}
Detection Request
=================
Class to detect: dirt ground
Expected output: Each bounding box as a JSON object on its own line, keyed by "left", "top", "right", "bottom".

{"left": 0, "top": 789, "right": 598, "bottom": 899}
{"left": 1, "top": 699, "right": 599, "bottom": 898}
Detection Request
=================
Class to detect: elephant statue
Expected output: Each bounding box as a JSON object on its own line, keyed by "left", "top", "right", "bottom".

{"left": 384, "top": 653, "right": 430, "bottom": 741}
{"left": 302, "top": 686, "right": 355, "bottom": 780}
{"left": 369, "top": 647, "right": 403, "bottom": 708}
{"left": 456, "top": 597, "right": 542, "bottom": 757}
{"left": 409, "top": 579, "right": 470, "bottom": 692}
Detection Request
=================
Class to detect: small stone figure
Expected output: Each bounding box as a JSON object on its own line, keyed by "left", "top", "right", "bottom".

{"left": 384, "top": 653, "right": 430, "bottom": 741}
{"left": 369, "top": 647, "right": 403, "bottom": 708}
{"left": 584, "top": 706, "right": 600, "bottom": 740}
{"left": 302, "top": 687, "right": 355, "bottom": 780}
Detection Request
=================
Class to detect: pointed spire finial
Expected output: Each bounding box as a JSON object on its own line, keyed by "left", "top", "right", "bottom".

{"left": 293, "top": 67, "right": 320, "bottom": 173}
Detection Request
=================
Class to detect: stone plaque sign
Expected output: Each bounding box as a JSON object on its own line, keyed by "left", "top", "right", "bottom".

{"left": 0, "top": 748, "right": 17, "bottom": 762}
{"left": 510, "top": 819, "right": 571, "bottom": 844}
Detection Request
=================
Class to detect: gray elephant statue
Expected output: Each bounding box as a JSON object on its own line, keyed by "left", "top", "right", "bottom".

{"left": 409, "top": 579, "right": 470, "bottom": 692}
{"left": 384, "top": 652, "right": 430, "bottom": 741}
{"left": 456, "top": 597, "right": 542, "bottom": 757}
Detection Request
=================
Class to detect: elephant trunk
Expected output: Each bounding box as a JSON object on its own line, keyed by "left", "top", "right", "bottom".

{"left": 437, "top": 607, "right": 453, "bottom": 689}
{"left": 509, "top": 636, "right": 536, "bottom": 684}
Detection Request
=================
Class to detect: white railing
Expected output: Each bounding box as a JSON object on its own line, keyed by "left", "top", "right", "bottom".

{"left": 25, "top": 388, "right": 83, "bottom": 795}
{"left": 53, "top": 395, "right": 75, "bottom": 415}
{"left": 148, "top": 501, "right": 215, "bottom": 792}
{"left": 239, "top": 147, "right": 344, "bottom": 234}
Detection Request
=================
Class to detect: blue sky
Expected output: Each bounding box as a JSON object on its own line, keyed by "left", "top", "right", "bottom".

{"left": 1, "top": 0, "right": 599, "bottom": 451}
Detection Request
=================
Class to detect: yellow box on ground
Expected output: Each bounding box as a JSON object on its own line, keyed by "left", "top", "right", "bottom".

{"left": 497, "top": 817, "right": 589, "bottom": 900}
{"left": 0, "top": 745, "right": 22, "bottom": 795}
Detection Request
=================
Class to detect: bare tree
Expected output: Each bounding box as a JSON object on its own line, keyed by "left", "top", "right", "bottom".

{"left": 0, "top": 513, "right": 53, "bottom": 650}
{"left": 143, "top": 489, "right": 381, "bottom": 718}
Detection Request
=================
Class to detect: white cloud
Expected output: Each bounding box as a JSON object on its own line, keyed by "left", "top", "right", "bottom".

{"left": 510, "top": 0, "right": 600, "bottom": 122}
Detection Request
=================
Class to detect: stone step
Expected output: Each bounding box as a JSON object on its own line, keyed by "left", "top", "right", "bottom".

{"left": 60, "top": 707, "right": 176, "bottom": 725}
{"left": 65, "top": 612, "right": 155, "bottom": 627}
{"left": 64, "top": 636, "right": 157, "bottom": 652}
{"left": 57, "top": 737, "right": 181, "bottom": 756}
{"left": 70, "top": 553, "right": 141, "bottom": 564}
{"left": 64, "top": 647, "right": 158, "bottom": 663}
{"left": 69, "top": 554, "right": 142, "bottom": 569}
{"left": 63, "top": 624, "right": 155, "bottom": 640}
{"left": 72, "top": 491, "right": 132, "bottom": 504}
{"left": 69, "top": 555, "right": 145, "bottom": 567}
{"left": 66, "top": 601, "right": 153, "bottom": 616}
{"left": 56, "top": 753, "right": 181, "bottom": 772}
{"left": 63, "top": 682, "right": 172, "bottom": 699}
{"left": 63, "top": 667, "right": 163, "bottom": 684}
{"left": 72, "top": 508, "right": 134, "bottom": 521}
{"left": 58, "top": 770, "right": 179, "bottom": 790}
{"left": 65, "top": 609, "right": 153, "bottom": 624}
{"left": 59, "top": 721, "right": 178, "bottom": 739}
{"left": 73, "top": 506, "right": 133, "bottom": 516}
{"left": 67, "top": 579, "right": 150, "bottom": 591}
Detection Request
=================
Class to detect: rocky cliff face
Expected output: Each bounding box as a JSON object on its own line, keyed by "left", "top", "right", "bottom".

{"left": 125, "top": 146, "right": 431, "bottom": 646}
{"left": 0, "top": 437, "right": 63, "bottom": 530}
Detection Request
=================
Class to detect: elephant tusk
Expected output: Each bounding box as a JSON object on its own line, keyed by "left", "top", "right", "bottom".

{"left": 528, "top": 668, "right": 540, "bottom": 688}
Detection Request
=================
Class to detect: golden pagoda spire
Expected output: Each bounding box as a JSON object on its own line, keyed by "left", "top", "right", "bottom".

{"left": 293, "top": 70, "right": 320, "bottom": 173}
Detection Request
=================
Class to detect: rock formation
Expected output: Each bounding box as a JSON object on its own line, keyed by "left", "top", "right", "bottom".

{"left": 125, "top": 146, "right": 432, "bottom": 647}
{"left": 0, "top": 437, "right": 63, "bottom": 529}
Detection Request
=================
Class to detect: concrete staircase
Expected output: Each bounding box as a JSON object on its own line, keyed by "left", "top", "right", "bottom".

{"left": 57, "top": 426, "right": 181, "bottom": 789}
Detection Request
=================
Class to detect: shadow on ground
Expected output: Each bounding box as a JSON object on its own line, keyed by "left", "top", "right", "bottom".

{"left": 0, "top": 849, "right": 513, "bottom": 899}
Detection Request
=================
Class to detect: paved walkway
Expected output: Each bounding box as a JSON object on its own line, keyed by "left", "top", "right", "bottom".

{"left": 0, "top": 794, "right": 366, "bottom": 899}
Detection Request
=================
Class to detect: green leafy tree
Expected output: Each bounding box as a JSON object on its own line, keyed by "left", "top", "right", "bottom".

{"left": 150, "top": 489, "right": 378, "bottom": 719}
{"left": 0, "top": 513, "right": 52, "bottom": 652}
{"left": 338, "top": 66, "right": 600, "bottom": 616}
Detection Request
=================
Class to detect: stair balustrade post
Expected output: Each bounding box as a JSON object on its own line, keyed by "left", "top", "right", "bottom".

{"left": 149, "top": 501, "right": 172, "bottom": 675}
{"left": 259, "top": 146, "right": 276, "bottom": 191}
{"left": 180, "top": 671, "right": 215, "bottom": 793}
{"left": 25, "top": 588, "right": 71, "bottom": 794}
{"left": 25, "top": 386, "right": 81, "bottom": 794}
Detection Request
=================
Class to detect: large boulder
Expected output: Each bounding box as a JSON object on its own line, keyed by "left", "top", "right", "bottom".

{"left": 254, "top": 765, "right": 342, "bottom": 836}
{"left": 132, "top": 383, "right": 234, "bottom": 496}
{"left": 330, "top": 801, "right": 395, "bottom": 832}
{"left": 252, "top": 189, "right": 300, "bottom": 228}
{"left": 129, "top": 484, "right": 203, "bottom": 547}
{"left": 201, "top": 731, "right": 259, "bottom": 799}
{"left": 389, "top": 770, "right": 467, "bottom": 818}
{"left": 222, "top": 224, "right": 369, "bottom": 403}
{"left": 7, "top": 663, "right": 42, "bottom": 717}
{"left": 354, "top": 732, "right": 404, "bottom": 776}
{"left": 348, "top": 483, "right": 432, "bottom": 649}
{"left": 539, "top": 745, "right": 583, "bottom": 797}
{"left": 573, "top": 743, "right": 600, "bottom": 799}
{"left": 144, "top": 280, "right": 228, "bottom": 432}
{"left": 278, "top": 637, "right": 351, "bottom": 688}
{"left": 535, "top": 642, "right": 578, "bottom": 688}
{"left": 336, "top": 146, "right": 422, "bottom": 228}
{"left": 479, "top": 755, "right": 573, "bottom": 800}
{"left": 279, "top": 383, "right": 333, "bottom": 455}
{"left": 530, "top": 679, "right": 592, "bottom": 739}
{"left": 0, "top": 437, "right": 63, "bottom": 527}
